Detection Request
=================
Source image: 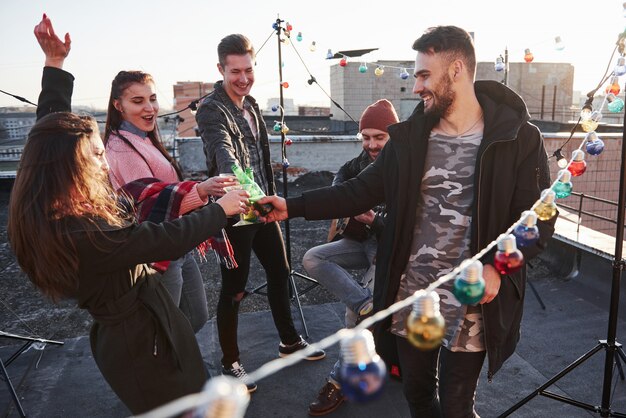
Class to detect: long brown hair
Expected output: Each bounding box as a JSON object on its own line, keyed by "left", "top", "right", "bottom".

{"left": 104, "top": 70, "right": 182, "bottom": 179}
{"left": 8, "top": 112, "right": 124, "bottom": 302}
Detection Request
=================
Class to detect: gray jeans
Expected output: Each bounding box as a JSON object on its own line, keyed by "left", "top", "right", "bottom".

{"left": 159, "top": 252, "right": 209, "bottom": 333}
{"left": 302, "top": 236, "right": 376, "bottom": 321}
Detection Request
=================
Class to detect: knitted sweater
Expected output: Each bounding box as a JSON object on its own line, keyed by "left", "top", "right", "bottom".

{"left": 105, "top": 129, "right": 206, "bottom": 215}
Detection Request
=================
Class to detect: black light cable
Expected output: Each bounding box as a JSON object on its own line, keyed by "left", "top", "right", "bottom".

{"left": 0, "top": 89, "right": 37, "bottom": 107}
{"left": 287, "top": 33, "right": 358, "bottom": 123}
{"left": 551, "top": 42, "right": 621, "bottom": 166}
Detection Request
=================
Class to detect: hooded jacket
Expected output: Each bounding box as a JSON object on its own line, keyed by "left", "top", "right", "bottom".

{"left": 287, "top": 80, "right": 556, "bottom": 378}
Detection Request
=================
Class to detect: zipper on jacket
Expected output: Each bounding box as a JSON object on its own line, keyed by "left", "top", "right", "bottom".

{"left": 153, "top": 334, "right": 158, "bottom": 356}
{"left": 476, "top": 135, "right": 516, "bottom": 382}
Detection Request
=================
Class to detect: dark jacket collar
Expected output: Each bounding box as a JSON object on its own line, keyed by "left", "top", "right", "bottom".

{"left": 388, "top": 80, "right": 530, "bottom": 147}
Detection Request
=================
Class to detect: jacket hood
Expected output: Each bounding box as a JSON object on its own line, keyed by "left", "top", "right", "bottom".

{"left": 388, "top": 80, "right": 531, "bottom": 143}
{"left": 475, "top": 80, "right": 530, "bottom": 140}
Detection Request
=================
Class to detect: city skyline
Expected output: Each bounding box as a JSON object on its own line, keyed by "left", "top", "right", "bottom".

{"left": 1, "top": 0, "right": 625, "bottom": 112}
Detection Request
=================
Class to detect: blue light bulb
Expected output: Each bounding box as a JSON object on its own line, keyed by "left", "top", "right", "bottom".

{"left": 494, "top": 56, "right": 505, "bottom": 72}
{"left": 585, "top": 131, "right": 605, "bottom": 156}
{"left": 271, "top": 105, "right": 279, "bottom": 112}
{"left": 452, "top": 260, "right": 485, "bottom": 305}
{"left": 338, "top": 329, "right": 387, "bottom": 403}
{"left": 513, "top": 211, "right": 540, "bottom": 247}
{"left": 282, "top": 158, "right": 290, "bottom": 168}
{"left": 553, "top": 169, "right": 573, "bottom": 199}
{"left": 272, "top": 22, "right": 279, "bottom": 30}
{"left": 400, "top": 68, "right": 410, "bottom": 80}
{"left": 326, "top": 49, "right": 333, "bottom": 59}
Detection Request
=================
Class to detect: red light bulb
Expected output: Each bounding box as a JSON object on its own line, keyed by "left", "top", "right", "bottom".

{"left": 339, "top": 57, "right": 347, "bottom": 67}
{"left": 605, "top": 76, "right": 621, "bottom": 96}
{"left": 285, "top": 138, "right": 293, "bottom": 146}
{"left": 567, "top": 149, "right": 587, "bottom": 177}
{"left": 494, "top": 234, "right": 525, "bottom": 275}
{"left": 523, "top": 48, "right": 534, "bottom": 63}
{"left": 281, "top": 82, "right": 289, "bottom": 88}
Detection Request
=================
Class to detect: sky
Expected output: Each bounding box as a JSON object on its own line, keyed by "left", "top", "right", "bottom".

{"left": 1, "top": 0, "right": 625, "bottom": 112}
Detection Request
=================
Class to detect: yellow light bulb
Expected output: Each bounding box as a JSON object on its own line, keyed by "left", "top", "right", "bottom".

{"left": 406, "top": 291, "right": 446, "bottom": 350}
{"left": 534, "top": 189, "right": 558, "bottom": 221}
{"left": 581, "top": 111, "right": 602, "bottom": 133}
{"left": 375, "top": 66, "right": 384, "bottom": 77}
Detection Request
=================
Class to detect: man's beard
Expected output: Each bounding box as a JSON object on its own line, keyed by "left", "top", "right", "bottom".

{"left": 424, "top": 73, "right": 455, "bottom": 119}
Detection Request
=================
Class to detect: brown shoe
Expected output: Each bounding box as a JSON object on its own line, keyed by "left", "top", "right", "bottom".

{"left": 308, "top": 380, "right": 345, "bottom": 416}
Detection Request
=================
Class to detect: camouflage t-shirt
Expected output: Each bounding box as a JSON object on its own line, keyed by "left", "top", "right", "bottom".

{"left": 390, "top": 130, "right": 485, "bottom": 352}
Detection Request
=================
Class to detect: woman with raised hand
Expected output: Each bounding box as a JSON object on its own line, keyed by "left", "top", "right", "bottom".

{"left": 34, "top": 14, "right": 238, "bottom": 334}
{"left": 8, "top": 15, "right": 249, "bottom": 414}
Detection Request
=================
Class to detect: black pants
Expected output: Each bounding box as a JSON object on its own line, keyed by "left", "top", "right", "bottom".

{"left": 396, "top": 336, "right": 486, "bottom": 418}
{"left": 217, "top": 221, "right": 300, "bottom": 367}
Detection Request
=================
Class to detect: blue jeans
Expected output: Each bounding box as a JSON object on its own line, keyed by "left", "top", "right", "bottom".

{"left": 302, "top": 236, "right": 376, "bottom": 321}
{"left": 159, "top": 252, "right": 209, "bottom": 333}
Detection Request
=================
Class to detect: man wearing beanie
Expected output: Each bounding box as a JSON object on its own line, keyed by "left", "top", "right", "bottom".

{"left": 303, "top": 99, "right": 399, "bottom": 416}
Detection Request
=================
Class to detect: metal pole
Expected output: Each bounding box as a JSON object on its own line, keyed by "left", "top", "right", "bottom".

{"left": 504, "top": 47, "right": 509, "bottom": 86}
{"left": 599, "top": 81, "right": 626, "bottom": 416}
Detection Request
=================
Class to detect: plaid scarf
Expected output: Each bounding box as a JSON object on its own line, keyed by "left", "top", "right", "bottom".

{"left": 119, "top": 177, "right": 237, "bottom": 272}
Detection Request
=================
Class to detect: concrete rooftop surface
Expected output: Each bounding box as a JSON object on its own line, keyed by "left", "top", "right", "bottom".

{"left": 1, "top": 244, "right": 626, "bottom": 418}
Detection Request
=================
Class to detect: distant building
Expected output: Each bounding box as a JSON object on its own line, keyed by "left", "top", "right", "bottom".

{"left": 475, "top": 61, "right": 574, "bottom": 123}
{"left": 330, "top": 59, "right": 577, "bottom": 130}
{"left": 173, "top": 81, "right": 214, "bottom": 137}
{"left": 330, "top": 60, "right": 417, "bottom": 130}
{"left": 0, "top": 112, "right": 36, "bottom": 142}
{"left": 298, "top": 106, "right": 330, "bottom": 117}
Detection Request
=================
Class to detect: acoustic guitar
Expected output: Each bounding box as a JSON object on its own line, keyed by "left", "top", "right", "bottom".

{"left": 327, "top": 216, "right": 370, "bottom": 242}
{"left": 327, "top": 205, "right": 385, "bottom": 243}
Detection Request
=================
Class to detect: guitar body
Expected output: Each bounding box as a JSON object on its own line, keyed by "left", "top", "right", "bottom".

{"left": 327, "top": 217, "right": 370, "bottom": 242}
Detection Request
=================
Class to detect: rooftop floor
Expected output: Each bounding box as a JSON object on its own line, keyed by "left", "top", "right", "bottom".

{"left": 1, "top": 248, "right": 625, "bottom": 417}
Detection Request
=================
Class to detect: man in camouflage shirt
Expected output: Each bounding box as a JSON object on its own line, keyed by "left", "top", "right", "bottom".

{"left": 259, "top": 25, "right": 555, "bottom": 417}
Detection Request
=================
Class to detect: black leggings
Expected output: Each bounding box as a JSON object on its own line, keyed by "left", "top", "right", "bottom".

{"left": 217, "top": 221, "right": 300, "bottom": 367}
{"left": 396, "top": 336, "right": 486, "bottom": 418}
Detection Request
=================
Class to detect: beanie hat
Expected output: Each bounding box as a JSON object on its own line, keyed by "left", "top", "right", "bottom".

{"left": 359, "top": 99, "right": 399, "bottom": 133}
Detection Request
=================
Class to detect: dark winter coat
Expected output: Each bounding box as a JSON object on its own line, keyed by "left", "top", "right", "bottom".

{"left": 287, "top": 80, "right": 556, "bottom": 378}
{"left": 36, "top": 67, "right": 226, "bottom": 413}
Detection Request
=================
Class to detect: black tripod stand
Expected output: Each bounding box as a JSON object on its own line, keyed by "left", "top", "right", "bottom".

{"left": 249, "top": 17, "right": 319, "bottom": 338}
{"left": 499, "top": 86, "right": 626, "bottom": 418}
{"left": 0, "top": 331, "right": 63, "bottom": 417}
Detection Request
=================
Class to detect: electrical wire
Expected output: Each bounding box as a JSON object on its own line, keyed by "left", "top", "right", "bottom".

{"left": 287, "top": 35, "right": 357, "bottom": 123}
{"left": 0, "top": 89, "right": 37, "bottom": 107}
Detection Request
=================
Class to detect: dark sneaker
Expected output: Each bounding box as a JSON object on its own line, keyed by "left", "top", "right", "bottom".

{"left": 308, "top": 380, "right": 345, "bottom": 416}
{"left": 279, "top": 336, "right": 326, "bottom": 360}
{"left": 222, "top": 361, "right": 257, "bottom": 393}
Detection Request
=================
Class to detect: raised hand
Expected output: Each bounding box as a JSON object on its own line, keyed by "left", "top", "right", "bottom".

{"left": 215, "top": 189, "right": 250, "bottom": 216}
{"left": 197, "top": 175, "right": 239, "bottom": 199}
{"left": 34, "top": 14, "right": 71, "bottom": 68}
